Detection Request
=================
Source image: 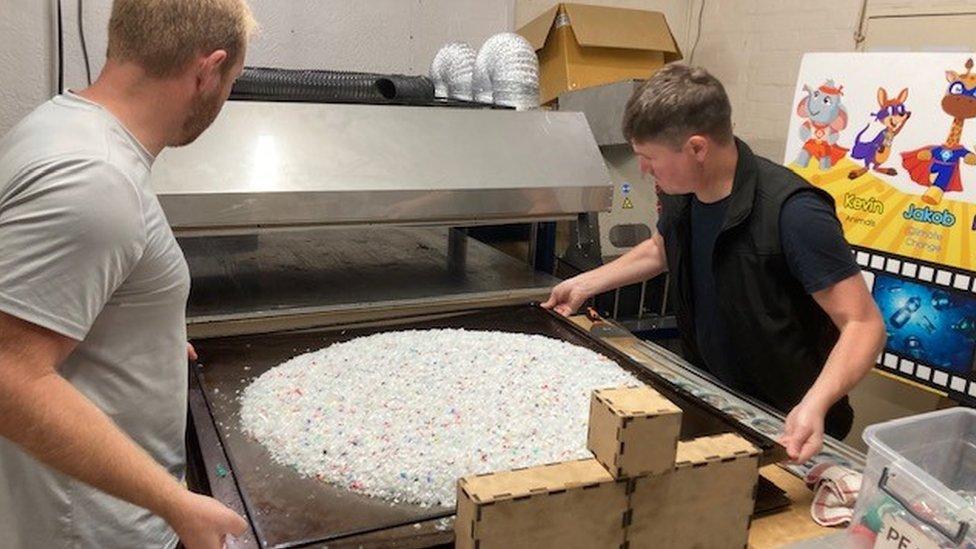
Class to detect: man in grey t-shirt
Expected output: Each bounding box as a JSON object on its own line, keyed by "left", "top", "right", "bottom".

{"left": 0, "top": 1, "right": 256, "bottom": 548}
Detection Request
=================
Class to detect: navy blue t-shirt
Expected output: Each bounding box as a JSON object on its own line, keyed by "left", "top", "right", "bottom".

{"left": 685, "top": 190, "right": 860, "bottom": 388}
{"left": 689, "top": 195, "right": 738, "bottom": 386}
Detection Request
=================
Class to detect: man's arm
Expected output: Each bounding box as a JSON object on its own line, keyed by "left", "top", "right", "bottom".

{"left": 543, "top": 232, "right": 668, "bottom": 316}
{"left": 780, "top": 273, "right": 886, "bottom": 462}
{"left": 0, "top": 312, "right": 246, "bottom": 548}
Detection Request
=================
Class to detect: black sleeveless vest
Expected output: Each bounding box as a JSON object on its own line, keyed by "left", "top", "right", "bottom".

{"left": 657, "top": 139, "right": 853, "bottom": 437}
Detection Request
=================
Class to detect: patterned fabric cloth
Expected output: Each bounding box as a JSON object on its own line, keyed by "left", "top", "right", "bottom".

{"left": 805, "top": 462, "right": 862, "bottom": 527}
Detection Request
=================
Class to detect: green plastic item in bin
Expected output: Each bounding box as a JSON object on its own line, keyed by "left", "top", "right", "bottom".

{"left": 860, "top": 492, "right": 900, "bottom": 532}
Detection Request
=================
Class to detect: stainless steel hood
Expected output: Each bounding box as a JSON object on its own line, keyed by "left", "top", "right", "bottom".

{"left": 150, "top": 101, "right": 612, "bottom": 233}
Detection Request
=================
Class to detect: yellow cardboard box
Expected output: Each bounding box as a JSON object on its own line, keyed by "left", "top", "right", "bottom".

{"left": 517, "top": 3, "right": 682, "bottom": 104}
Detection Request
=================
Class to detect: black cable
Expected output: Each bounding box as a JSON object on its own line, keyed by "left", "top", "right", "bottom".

{"left": 57, "top": 0, "right": 64, "bottom": 94}
{"left": 78, "top": 0, "right": 92, "bottom": 85}
{"left": 689, "top": 0, "right": 706, "bottom": 66}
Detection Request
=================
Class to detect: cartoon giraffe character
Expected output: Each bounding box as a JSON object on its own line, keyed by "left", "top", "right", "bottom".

{"left": 849, "top": 88, "right": 911, "bottom": 179}
{"left": 793, "top": 79, "right": 849, "bottom": 171}
{"left": 902, "top": 58, "right": 976, "bottom": 205}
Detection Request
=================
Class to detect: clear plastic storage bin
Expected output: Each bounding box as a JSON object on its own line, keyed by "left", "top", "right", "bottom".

{"left": 850, "top": 408, "right": 976, "bottom": 548}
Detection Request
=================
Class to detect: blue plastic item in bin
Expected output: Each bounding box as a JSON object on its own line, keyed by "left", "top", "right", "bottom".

{"left": 850, "top": 408, "right": 976, "bottom": 547}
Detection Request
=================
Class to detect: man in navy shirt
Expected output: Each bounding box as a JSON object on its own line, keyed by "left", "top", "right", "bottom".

{"left": 544, "top": 64, "right": 886, "bottom": 463}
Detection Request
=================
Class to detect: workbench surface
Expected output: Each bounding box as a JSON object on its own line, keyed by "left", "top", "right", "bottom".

{"left": 750, "top": 465, "right": 838, "bottom": 547}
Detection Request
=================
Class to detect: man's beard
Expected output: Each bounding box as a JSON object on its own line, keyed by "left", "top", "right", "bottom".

{"left": 172, "top": 90, "right": 224, "bottom": 147}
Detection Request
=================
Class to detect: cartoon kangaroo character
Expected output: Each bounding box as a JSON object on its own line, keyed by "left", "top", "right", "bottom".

{"left": 849, "top": 88, "right": 911, "bottom": 179}
{"left": 902, "top": 58, "right": 976, "bottom": 205}
{"left": 793, "top": 80, "right": 849, "bottom": 170}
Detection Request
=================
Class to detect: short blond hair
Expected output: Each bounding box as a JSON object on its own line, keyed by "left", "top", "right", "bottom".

{"left": 107, "top": 0, "right": 257, "bottom": 77}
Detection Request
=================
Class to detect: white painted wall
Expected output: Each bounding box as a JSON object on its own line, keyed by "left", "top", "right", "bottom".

{"left": 7, "top": 1, "right": 967, "bottom": 164}
{"left": 688, "top": 0, "right": 862, "bottom": 162}
{"left": 1, "top": 1, "right": 60, "bottom": 136}
{"left": 690, "top": 0, "right": 976, "bottom": 161}
{"left": 0, "top": 0, "right": 515, "bottom": 135}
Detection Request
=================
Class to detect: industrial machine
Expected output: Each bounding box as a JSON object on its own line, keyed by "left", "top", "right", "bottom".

{"left": 152, "top": 99, "right": 851, "bottom": 548}
{"left": 557, "top": 80, "right": 675, "bottom": 335}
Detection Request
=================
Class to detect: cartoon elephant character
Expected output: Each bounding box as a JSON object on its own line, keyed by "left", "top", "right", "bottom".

{"left": 793, "top": 80, "right": 849, "bottom": 170}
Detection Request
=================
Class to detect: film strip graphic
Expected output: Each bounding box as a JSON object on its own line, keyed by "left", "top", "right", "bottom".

{"left": 854, "top": 245, "right": 976, "bottom": 402}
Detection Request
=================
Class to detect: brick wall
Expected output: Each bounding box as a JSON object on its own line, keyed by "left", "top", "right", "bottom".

{"left": 690, "top": 0, "right": 862, "bottom": 162}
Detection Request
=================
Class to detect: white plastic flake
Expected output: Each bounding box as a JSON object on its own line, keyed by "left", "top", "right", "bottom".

{"left": 239, "top": 329, "right": 636, "bottom": 507}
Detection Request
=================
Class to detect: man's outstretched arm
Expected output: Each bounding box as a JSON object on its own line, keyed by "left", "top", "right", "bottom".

{"left": 780, "top": 273, "right": 886, "bottom": 462}
{"left": 0, "top": 312, "right": 247, "bottom": 549}
{"left": 543, "top": 232, "right": 669, "bottom": 316}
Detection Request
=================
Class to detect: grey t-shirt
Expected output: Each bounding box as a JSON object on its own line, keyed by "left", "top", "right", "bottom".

{"left": 0, "top": 92, "right": 190, "bottom": 548}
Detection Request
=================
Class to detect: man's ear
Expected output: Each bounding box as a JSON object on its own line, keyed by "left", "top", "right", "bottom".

{"left": 197, "top": 49, "right": 229, "bottom": 91}
{"left": 688, "top": 135, "right": 708, "bottom": 160}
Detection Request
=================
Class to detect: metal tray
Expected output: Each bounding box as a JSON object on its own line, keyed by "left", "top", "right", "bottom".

{"left": 192, "top": 304, "right": 785, "bottom": 548}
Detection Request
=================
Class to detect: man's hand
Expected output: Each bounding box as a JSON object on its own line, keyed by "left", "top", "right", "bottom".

{"left": 164, "top": 491, "right": 248, "bottom": 549}
{"left": 541, "top": 276, "right": 593, "bottom": 317}
{"left": 187, "top": 342, "right": 198, "bottom": 362}
{"left": 780, "top": 399, "right": 827, "bottom": 463}
{"left": 542, "top": 233, "right": 668, "bottom": 317}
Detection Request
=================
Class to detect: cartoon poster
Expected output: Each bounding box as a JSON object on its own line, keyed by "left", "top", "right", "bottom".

{"left": 786, "top": 53, "right": 976, "bottom": 273}
{"left": 787, "top": 53, "right": 976, "bottom": 397}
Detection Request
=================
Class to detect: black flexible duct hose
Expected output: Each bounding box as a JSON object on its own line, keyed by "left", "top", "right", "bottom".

{"left": 230, "top": 67, "right": 435, "bottom": 105}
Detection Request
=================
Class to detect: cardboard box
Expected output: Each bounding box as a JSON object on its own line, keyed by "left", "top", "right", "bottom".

{"left": 628, "top": 433, "right": 760, "bottom": 549}
{"left": 517, "top": 3, "right": 682, "bottom": 104}
{"left": 455, "top": 458, "right": 629, "bottom": 549}
{"left": 587, "top": 386, "right": 682, "bottom": 478}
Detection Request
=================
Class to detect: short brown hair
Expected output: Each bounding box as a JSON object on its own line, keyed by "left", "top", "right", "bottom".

{"left": 107, "top": 0, "right": 257, "bottom": 78}
{"left": 622, "top": 63, "right": 733, "bottom": 147}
